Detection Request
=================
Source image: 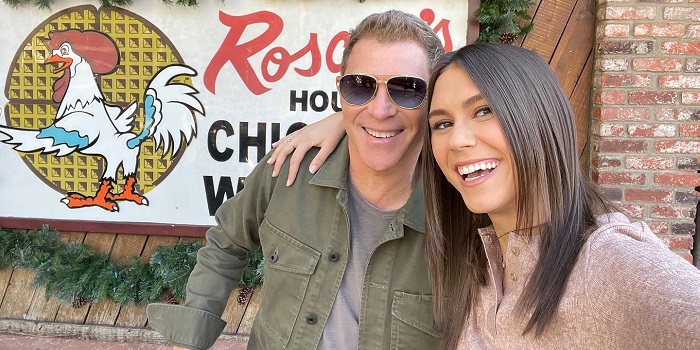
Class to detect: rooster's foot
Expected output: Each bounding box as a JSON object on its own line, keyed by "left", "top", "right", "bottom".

{"left": 61, "top": 192, "right": 119, "bottom": 212}
{"left": 107, "top": 176, "right": 148, "bottom": 205}
{"left": 107, "top": 191, "right": 148, "bottom": 206}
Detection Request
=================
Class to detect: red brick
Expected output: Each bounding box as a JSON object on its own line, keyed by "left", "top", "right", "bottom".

{"left": 679, "top": 124, "right": 700, "bottom": 137}
{"left": 593, "top": 107, "right": 650, "bottom": 121}
{"left": 595, "top": 139, "right": 648, "bottom": 153}
{"left": 629, "top": 91, "right": 677, "bottom": 104}
{"left": 596, "top": 41, "right": 653, "bottom": 55}
{"left": 658, "top": 234, "right": 694, "bottom": 249}
{"left": 620, "top": 204, "right": 646, "bottom": 218}
{"left": 595, "top": 58, "right": 629, "bottom": 71}
{"left": 663, "top": 42, "right": 700, "bottom": 55}
{"left": 650, "top": 205, "right": 694, "bottom": 219}
{"left": 663, "top": 7, "right": 700, "bottom": 21}
{"left": 655, "top": 140, "right": 700, "bottom": 154}
{"left": 625, "top": 189, "right": 674, "bottom": 202}
{"left": 655, "top": 108, "right": 699, "bottom": 121}
{"left": 601, "top": 74, "right": 650, "bottom": 87}
{"left": 594, "top": 91, "right": 626, "bottom": 104}
{"left": 671, "top": 222, "right": 697, "bottom": 236}
{"left": 592, "top": 171, "right": 646, "bottom": 185}
{"left": 602, "top": 7, "right": 656, "bottom": 20}
{"left": 633, "top": 23, "right": 686, "bottom": 37}
{"left": 675, "top": 191, "right": 699, "bottom": 204}
{"left": 596, "top": 123, "right": 625, "bottom": 136}
{"left": 649, "top": 221, "right": 670, "bottom": 235}
{"left": 659, "top": 75, "right": 700, "bottom": 89}
{"left": 598, "top": 23, "right": 630, "bottom": 38}
{"left": 681, "top": 92, "right": 699, "bottom": 104}
{"left": 632, "top": 58, "right": 682, "bottom": 72}
{"left": 626, "top": 156, "right": 675, "bottom": 170}
{"left": 678, "top": 157, "right": 700, "bottom": 170}
{"left": 600, "top": 187, "right": 624, "bottom": 201}
{"left": 654, "top": 172, "right": 700, "bottom": 186}
{"left": 628, "top": 124, "right": 676, "bottom": 137}
{"left": 592, "top": 155, "right": 623, "bottom": 168}
{"left": 690, "top": 25, "right": 700, "bottom": 38}
{"left": 669, "top": 235, "right": 693, "bottom": 250}
{"left": 688, "top": 59, "right": 700, "bottom": 72}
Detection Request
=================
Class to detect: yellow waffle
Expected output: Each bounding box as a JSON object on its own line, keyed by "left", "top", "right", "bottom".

{"left": 3, "top": 5, "right": 193, "bottom": 196}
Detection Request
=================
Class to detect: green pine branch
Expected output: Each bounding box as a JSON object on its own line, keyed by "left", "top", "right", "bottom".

{"left": 0, "top": 227, "right": 264, "bottom": 306}
{"left": 2, "top": 0, "right": 536, "bottom": 44}
{"left": 476, "top": 0, "right": 535, "bottom": 44}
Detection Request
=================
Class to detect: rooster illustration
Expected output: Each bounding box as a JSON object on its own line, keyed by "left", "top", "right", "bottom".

{"left": 0, "top": 29, "right": 204, "bottom": 211}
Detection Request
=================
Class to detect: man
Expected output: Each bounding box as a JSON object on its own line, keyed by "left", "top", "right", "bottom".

{"left": 147, "top": 10, "right": 444, "bottom": 349}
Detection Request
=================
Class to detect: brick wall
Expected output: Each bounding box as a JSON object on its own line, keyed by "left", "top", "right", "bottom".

{"left": 593, "top": 0, "right": 699, "bottom": 262}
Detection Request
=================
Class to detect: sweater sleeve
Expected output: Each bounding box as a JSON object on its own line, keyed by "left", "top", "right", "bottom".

{"left": 584, "top": 218, "right": 700, "bottom": 349}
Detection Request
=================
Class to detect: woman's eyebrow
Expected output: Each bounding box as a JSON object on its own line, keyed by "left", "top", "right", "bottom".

{"left": 428, "top": 94, "right": 485, "bottom": 119}
{"left": 463, "top": 94, "right": 484, "bottom": 108}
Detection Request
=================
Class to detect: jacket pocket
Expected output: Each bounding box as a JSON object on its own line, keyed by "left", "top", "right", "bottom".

{"left": 257, "top": 219, "right": 321, "bottom": 347}
{"left": 390, "top": 291, "right": 441, "bottom": 349}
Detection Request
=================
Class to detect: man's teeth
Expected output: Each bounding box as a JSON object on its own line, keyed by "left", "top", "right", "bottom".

{"left": 365, "top": 128, "right": 400, "bottom": 138}
{"left": 458, "top": 161, "right": 499, "bottom": 176}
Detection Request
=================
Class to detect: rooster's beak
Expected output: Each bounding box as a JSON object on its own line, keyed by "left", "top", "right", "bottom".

{"left": 45, "top": 54, "right": 73, "bottom": 74}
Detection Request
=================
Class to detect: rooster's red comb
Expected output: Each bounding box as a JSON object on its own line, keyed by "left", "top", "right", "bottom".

{"left": 43, "top": 30, "right": 119, "bottom": 75}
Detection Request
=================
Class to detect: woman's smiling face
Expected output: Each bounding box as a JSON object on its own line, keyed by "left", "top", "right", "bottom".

{"left": 428, "top": 65, "right": 518, "bottom": 231}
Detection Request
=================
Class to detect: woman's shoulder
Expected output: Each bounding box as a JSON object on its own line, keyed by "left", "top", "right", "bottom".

{"left": 582, "top": 212, "right": 696, "bottom": 278}
{"left": 577, "top": 212, "right": 700, "bottom": 346}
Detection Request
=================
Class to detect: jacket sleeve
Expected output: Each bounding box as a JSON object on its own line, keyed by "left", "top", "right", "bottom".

{"left": 584, "top": 220, "right": 700, "bottom": 349}
{"left": 147, "top": 152, "right": 277, "bottom": 350}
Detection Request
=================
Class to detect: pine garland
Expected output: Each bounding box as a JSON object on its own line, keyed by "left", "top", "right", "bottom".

{"left": 1, "top": 0, "right": 535, "bottom": 44}
{"left": 0, "top": 226, "right": 264, "bottom": 306}
{"left": 476, "top": 0, "right": 535, "bottom": 44}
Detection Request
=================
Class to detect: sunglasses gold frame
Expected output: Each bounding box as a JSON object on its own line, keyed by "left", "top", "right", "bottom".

{"left": 336, "top": 74, "right": 428, "bottom": 110}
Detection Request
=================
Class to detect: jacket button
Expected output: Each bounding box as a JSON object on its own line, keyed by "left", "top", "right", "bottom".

{"left": 269, "top": 251, "right": 278, "bottom": 263}
{"left": 305, "top": 313, "right": 318, "bottom": 325}
{"left": 328, "top": 251, "right": 340, "bottom": 262}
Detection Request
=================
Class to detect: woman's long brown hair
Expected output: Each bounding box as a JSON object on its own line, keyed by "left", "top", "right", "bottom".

{"left": 422, "top": 44, "right": 611, "bottom": 349}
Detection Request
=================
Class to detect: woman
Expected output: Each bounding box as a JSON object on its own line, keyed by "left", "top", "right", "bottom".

{"left": 423, "top": 43, "right": 700, "bottom": 349}
{"left": 270, "top": 44, "right": 700, "bottom": 349}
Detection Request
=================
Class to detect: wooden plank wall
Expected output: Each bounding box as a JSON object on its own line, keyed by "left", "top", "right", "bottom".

{"left": 0, "top": 0, "right": 595, "bottom": 336}
{"left": 521, "top": 0, "right": 596, "bottom": 163}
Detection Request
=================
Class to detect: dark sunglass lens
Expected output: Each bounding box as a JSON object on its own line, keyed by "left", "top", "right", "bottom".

{"left": 387, "top": 76, "right": 427, "bottom": 109}
{"left": 339, "top": 75, "right": 376, "bottom": 106}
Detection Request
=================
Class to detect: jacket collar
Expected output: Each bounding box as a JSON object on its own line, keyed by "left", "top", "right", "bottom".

{"left": 309, "top": 136, "right": 425, "bottom": 233}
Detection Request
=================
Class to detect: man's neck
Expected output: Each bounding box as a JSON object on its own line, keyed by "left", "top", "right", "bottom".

{"left": 348, "top": 161, "right": 418, "bottom": 211}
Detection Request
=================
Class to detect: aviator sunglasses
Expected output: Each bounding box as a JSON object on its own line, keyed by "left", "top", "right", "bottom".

{"left": 336, "top": 74, "right": 428, "bottom": 109}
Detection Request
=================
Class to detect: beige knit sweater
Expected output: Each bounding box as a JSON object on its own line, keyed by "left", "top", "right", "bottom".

{"left": 458, "top": 213, "right": 700, "bottom": 349}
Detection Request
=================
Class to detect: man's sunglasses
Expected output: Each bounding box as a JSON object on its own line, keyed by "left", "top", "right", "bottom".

{"left": 336, "top": 74, "right": 428, "bottom": 110}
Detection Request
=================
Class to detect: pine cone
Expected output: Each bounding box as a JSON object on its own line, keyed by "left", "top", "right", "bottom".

{"left": 499, "top": 32, "right": 519, "bottom": 45}
{"left": 162, "top": 291, "right": 179, "bottom": 305}
{"left": 72, "top": 296, "right": 88, "bottom": 308}
{"left": 237, "top": 286, "right": 253, "bottom": 305}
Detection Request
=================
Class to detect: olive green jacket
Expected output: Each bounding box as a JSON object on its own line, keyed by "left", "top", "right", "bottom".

{"left": 147, "top": 137, "right": 440, "bottom": 349}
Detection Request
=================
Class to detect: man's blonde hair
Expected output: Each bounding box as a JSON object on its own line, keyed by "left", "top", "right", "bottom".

{"left": 340, "top": 10, "right": 444, "bottom": 74}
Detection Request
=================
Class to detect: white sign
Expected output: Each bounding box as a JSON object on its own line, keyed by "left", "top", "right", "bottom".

{"left": 0, "top": 0, "right": 468, "bottom": 234}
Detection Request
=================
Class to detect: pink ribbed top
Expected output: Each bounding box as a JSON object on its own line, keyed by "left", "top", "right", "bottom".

{"left": 458, "top": 213, "right": 700, "bottom": 349}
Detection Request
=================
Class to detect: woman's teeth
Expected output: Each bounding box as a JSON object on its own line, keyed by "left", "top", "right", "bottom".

{"left": 458, "top": 161, "right": 499, "bottom": 181}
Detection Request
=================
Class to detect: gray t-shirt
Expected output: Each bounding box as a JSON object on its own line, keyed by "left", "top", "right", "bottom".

{"left": 318, "top": 179, "right": 399, "bottom": 349}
